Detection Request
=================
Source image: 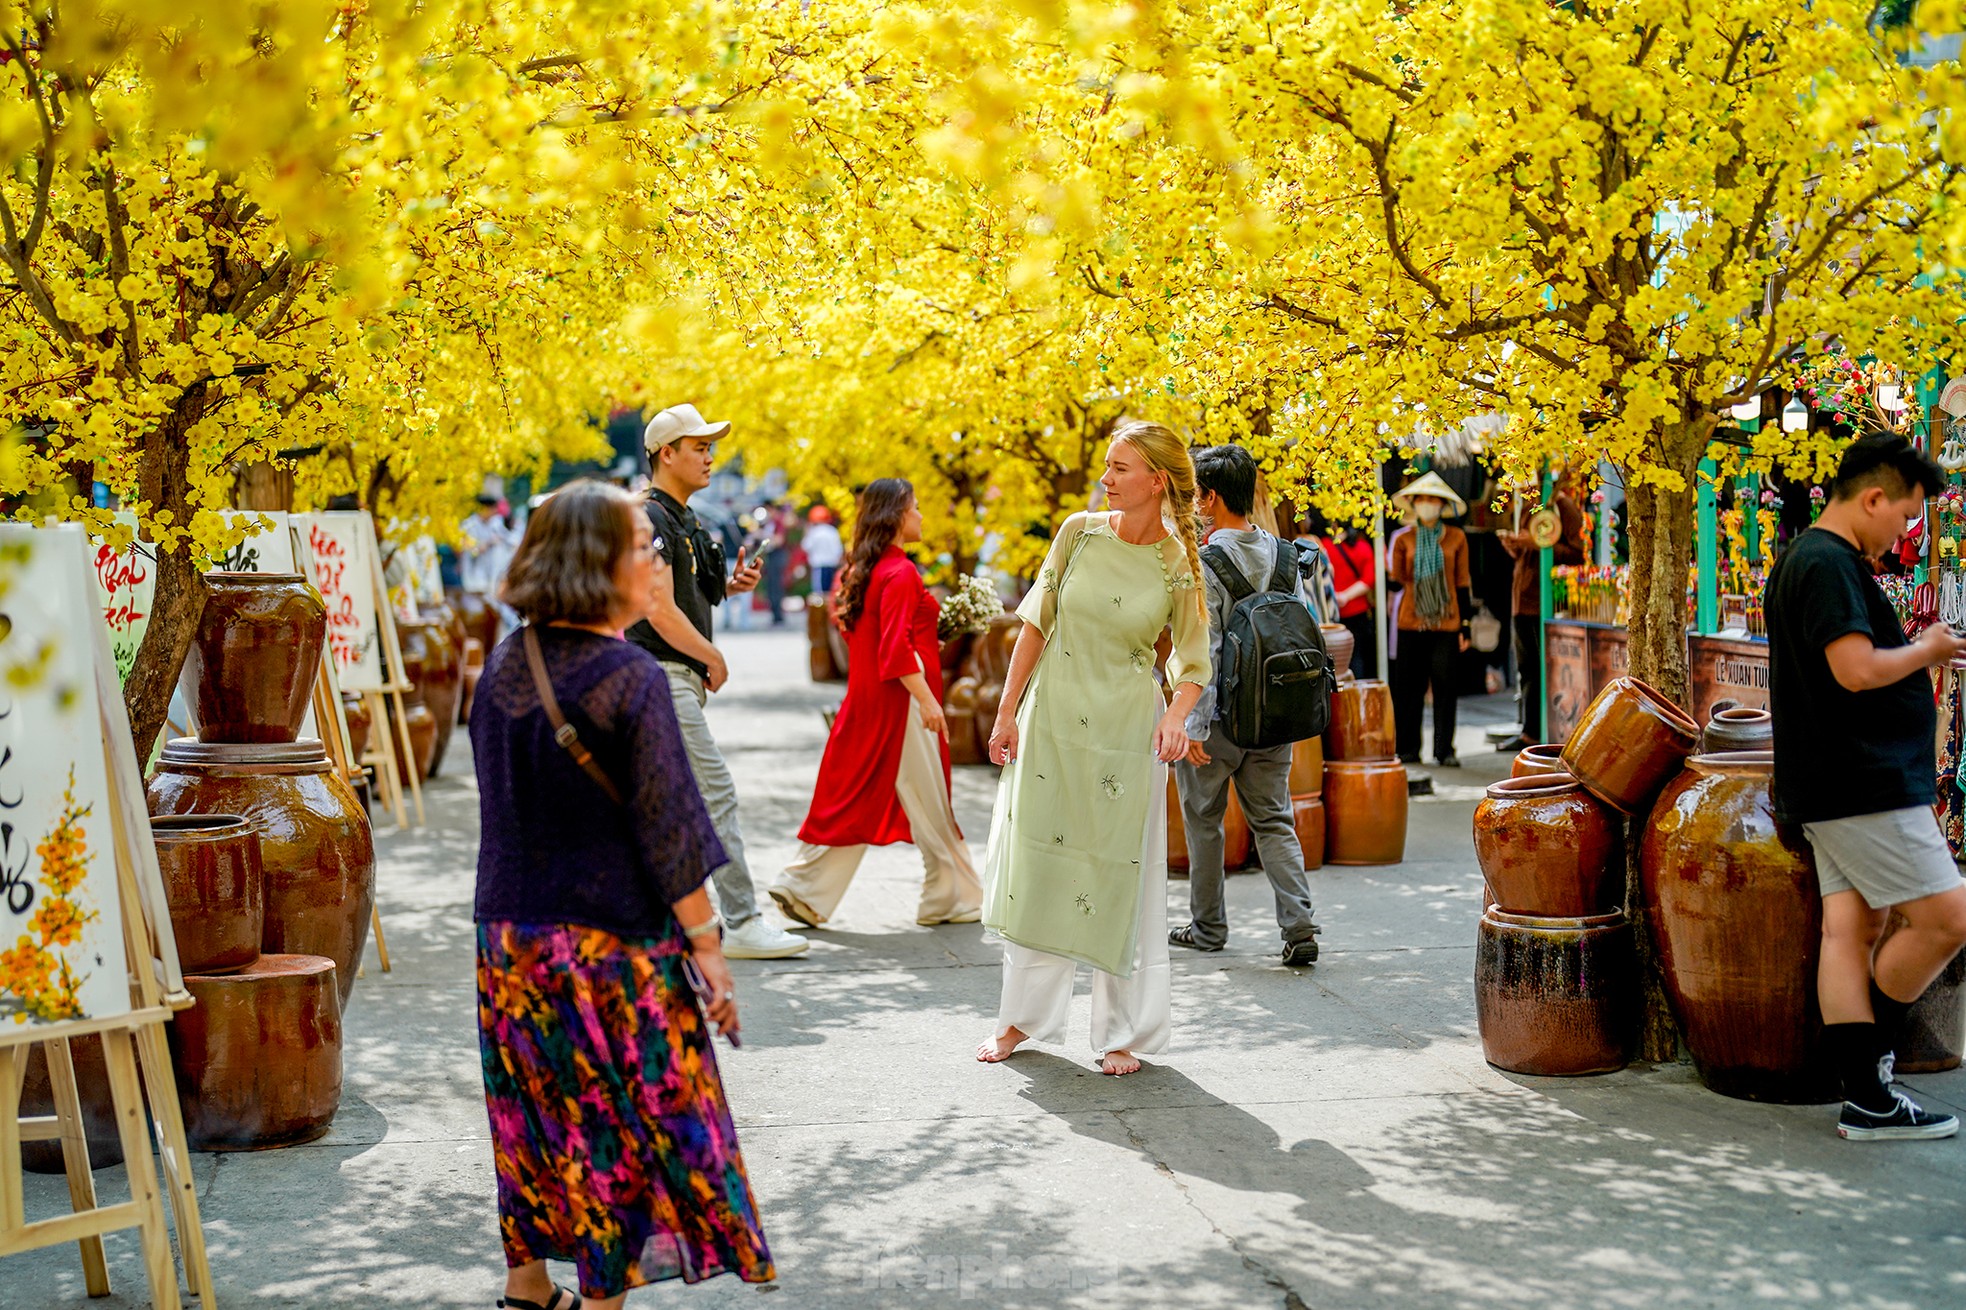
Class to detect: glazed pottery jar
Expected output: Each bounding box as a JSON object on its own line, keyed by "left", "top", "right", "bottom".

{"left": 1701, "top": 700, "right": 1773, "bottom": 753}
{"left": 151, "top": 814, "right": 264, "bottom": 976}
{"left": 1475, "top": 906, "right": 1636, "bottom": 1076}
{"left": 1473, "top": 774, "right": 1620, "bottom": 918}
{"left": 1293, "top": 796, "right": 1326, "bottom": 872}
{"left": 1289, "top": 736, "right": 1325, "bottom": 797}
{"left": 168, "top": 953, "right": 343, "bottom": 1150}
{"left": 1319, "top": 623, "right": 1356, "bottom": 681}
{"left": 181, "top": 572, "right": 328, "bottom": 744}
{"left": 1560, "top": 676, "right": 1699, "bottom": 813}
{"left": 1165, "top": 777, "right": 1252, "bottom": 872}
{"left": 395, "top": 616, "right": 459, "bottom": 778}
{"left": 1877, "top": 912, "right": 1965, "bottom": 1073}
{"left": 340, "top": 693, "right": 372, "bottom": 763}
{"left": 149, "top": 739, "right": 375, "bottom": 1011}
{"left": 19, "top": 1037, "right": 121, "bottom": 1173}
{"left": 1322, "top": 759, "right": 1408, "bottom": 865}
{"left": 807, "top": 603, "right": 842, "bottom": 682}
{"left": 1325, "top": 679, "right": 1397, "bottom": 762}
{"left": 1510, "top": 743, "right": 1567, "bottom": 778}
{"left": 453, "top": 587, "right": 501, "bottom": 654}
{"left": 1640, "top": 751, "right": 1836, "bottom": 1102}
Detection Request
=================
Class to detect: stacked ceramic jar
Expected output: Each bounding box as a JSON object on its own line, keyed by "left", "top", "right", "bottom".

{"left": 1469, "top": 676, "right": 1697, "bottom": 1075}
{"left": 1321, "top": 668, "right": 1407, "bottom": 865}
{"left": 148, "top": 572, "right": 371, "bottom": 1149}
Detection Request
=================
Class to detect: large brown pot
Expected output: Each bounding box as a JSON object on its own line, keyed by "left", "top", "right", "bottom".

{"left": 1476, "top": 906, "right": 1636, "bottom": 1076}
{"left": 1322, "top": 759, "right": 1408, "bottom": 865}
{"left": 341, "top": 693, "right": 372, "bottom": 762}
{"left": 149, "top": 739, "right": 375, "bottom": 1012}
{"left": 1878, "top": 913, "right": 1966, "bottom": 1074}
{"left": 19, "top": 1037, "right": 122, "bottom": 1173}
{"left": 1319, "top": 623, "right": 1356, "bottom": 682}
{"left": 807, "top": 603, "right": 843, "bottom": 682}
{"left": 151, "top": 814, "right": 264, "bottom": 976}
{"left": 1325, "top": 679, "right": 1396, "bottom": 762}
{"left": 1288, "top": 736, "right": 1325, "bottom": 796}
{"left": 1702, "top": 700, "right": 1773, "bottom": 753}
{"left": 1560, "top": 675, "right": 1698, "bottom": 813}
{"left": 1473, "top": 774, "right": 1620, "bottom": 918}
{"left": 1293, "top": 795, "right": 1326, "bottom": 872}
{"left": 405, "top": 613, "right": 463, "bottom": 775}
{"left": 1510, "top": 743, "right": 1567, "bottom": 778}
{"left": 168, "top": 953, "right": 344, "bottom": 1150}
{"left": 181, "top": 572, "right": 328, "bottom": 744}
{"left": 1640, "top": 751, "right": 1836, "bottom": 1102}
{"left": 453, "top": 588, "right": 501, "bottom": 654}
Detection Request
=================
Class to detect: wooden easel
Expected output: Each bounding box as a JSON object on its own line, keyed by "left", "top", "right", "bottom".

{"left": 368, "top": 529, "right": 426, "bottom": 830}
{"left": 1, "top": 564, "right": 215, "bottom": 1308}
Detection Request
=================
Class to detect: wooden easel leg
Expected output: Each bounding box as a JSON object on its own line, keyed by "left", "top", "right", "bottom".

{"left": 135, "top": 1023, "right": 215, "bottom": 1307}
{"left": 102, "top": 1028, "right": 182, "bottom": 1310}
{"left": 0, "top": 1045, "right": 24, "bottom": 1235}
{"left": 371, "top": 904, "right": 393, "bottom": 973}
{"left": 389, "top": 687, "right": 426, "bottom": 827}
{"left": 366, "top": 691, "right": 408, "bottom": 830}
{"left": 44, "top": 1038, "right": 111, "bottom": 1296}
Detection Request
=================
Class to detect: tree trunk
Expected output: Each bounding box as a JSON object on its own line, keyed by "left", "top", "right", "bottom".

{"left": 1616, "top": 444, "right": 1704, "bottom": 1063}
{"left": 125, "top": 395, "right": 210, "bottom": 759}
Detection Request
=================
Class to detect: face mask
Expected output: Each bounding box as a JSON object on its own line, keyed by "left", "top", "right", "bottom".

{"left": 1415, "top": 501, "right": 1443, "bottom": 525}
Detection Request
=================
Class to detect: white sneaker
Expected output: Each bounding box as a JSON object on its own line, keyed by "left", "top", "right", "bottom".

{"left": 722, "top": 917, "right": 811, "bottom": 959}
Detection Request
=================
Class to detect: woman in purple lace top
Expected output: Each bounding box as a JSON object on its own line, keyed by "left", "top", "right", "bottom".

{"left": 472, "top": 481, "right": 774, "bottom": 1310}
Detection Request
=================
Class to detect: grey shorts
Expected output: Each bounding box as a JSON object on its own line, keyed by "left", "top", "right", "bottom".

{"left": 1802, "top": 807, "right": 1965, "bottom": 908}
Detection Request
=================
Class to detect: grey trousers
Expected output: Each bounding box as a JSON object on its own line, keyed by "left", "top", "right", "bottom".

{"left": 660, "top": 662, "right": 760, "bottom": 928}
{"left": 1173, "top": 727, "right": 1318, "bottom": 949}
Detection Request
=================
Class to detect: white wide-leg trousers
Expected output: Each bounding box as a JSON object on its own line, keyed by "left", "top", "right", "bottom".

{"left": 777, "top": 721, "right": 983, "bottom": 923}
{"left": 993, "top": 763, "right": 1172, "bottom": 1056}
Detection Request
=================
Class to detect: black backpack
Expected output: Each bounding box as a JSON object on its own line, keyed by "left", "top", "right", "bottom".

{"left": 1203, "top": 539, "right": 1334, "bottom": 750}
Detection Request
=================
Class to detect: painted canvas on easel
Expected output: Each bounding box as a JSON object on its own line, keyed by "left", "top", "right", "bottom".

{"left": 89, "top": 511, "right": 155, "bottom": 684}
{"left": 0, "top": 525, "right": 132, "bottom": 1027}
{"left": 295, "top": 511, "right": 384, "bottom": 692}
{"left": 211, "top": 510, "right": 299, "bottom": 574}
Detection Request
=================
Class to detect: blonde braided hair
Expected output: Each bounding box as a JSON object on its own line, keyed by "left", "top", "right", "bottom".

{"left": 1110, "top": 418, "right": 1207, "bottom": 627}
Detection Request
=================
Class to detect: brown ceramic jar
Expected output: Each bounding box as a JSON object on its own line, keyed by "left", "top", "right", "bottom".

{"left": 416, "top": 604, "right": 465, "bottom": 772}
{"left": 1701, "top": 700, "right": 1773, "bottom": 753}
{"left": 18, "top": 1036, "right": 122, "bottom": 1173}
{"left": 1325, "top": 679, "right": 1397, "bottom": 762}
{"left": 1288, "top": 736, "right": 1325, "bottom": 796}
{"left": 1322, "top": 759, "right": 1408, "bottom": 865}
{"left": 1560, "top": 675, "right": 1699, "bottom": 813}
{"left": 1473, "top": 774, "right": 1620, "bottom": 918}
{"left": 1293, "top": 795, "right": 1326, "bottom": 872}
{"left": 341, "top": 692, "right": 372, "bottom": 762}
{"left": 181, "top": 572, "right": 329, "bottom": 744}
{"left": 1475, "top": 906, "right": 1636, "bottom": 1076}
{"left": 149, "top": 739, "right": 375, "bottom": 1011}
{"left": 1640, "top": 751, "right": 1836, "bottom": 1102}
{"left": 1320, "top": 623, "right": 1356, "bottom": 682}
{"left": 1510, "top": 743, "right": 1567, "bottom": 778}
{"left": 168, "top": 953, "right": 344, "bottom": 1150}
{"left": 151, "top": 814, "right": 264, "bottom": 976}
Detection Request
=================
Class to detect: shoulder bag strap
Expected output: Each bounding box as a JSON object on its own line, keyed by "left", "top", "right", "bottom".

{"left": 522, "top": 626, "right": 625, "bottom": 807}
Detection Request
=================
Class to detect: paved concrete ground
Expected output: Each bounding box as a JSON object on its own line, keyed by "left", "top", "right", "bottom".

{"left": 16, "top": 628, "right": 1966, "bottom": 1309}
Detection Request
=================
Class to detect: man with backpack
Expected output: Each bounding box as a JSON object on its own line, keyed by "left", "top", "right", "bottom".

{"left": 1171, "top": 444, "right": 1328, "bottom": 966}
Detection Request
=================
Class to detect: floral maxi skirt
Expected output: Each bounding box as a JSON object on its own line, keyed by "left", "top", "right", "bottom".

{"left": 477, "top": 922, "right": 775, "bottom": 1298}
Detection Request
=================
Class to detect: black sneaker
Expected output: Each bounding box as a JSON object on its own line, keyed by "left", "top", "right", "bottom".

{"left": 1282, "top": 935, "right": 1320, "bottom": 967}
{"left": 1437, "top": 755, "right": 1463, "bottom": 769}
{"left": 1836, "top": 1091, "right": 1960, "bottom": 1141}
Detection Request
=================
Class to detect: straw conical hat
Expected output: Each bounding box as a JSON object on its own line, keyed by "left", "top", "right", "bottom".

{"left": 1392, "top": 470, "right": 1468, "bottom": 518}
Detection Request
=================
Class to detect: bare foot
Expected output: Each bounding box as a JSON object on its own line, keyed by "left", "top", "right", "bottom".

{"left": 1100, "top": 1049, "right": 1142, "bottom": 1076}
{"left": 977, "top": 1026, "right": 1028, "bottom": 1063}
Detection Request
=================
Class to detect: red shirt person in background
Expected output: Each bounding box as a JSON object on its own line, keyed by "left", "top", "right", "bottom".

{"left": 771, "top": 479, "right": 984, "bottom": 929}
{"left": 1323, "top": 525, "right": 1377, "bottom": 680}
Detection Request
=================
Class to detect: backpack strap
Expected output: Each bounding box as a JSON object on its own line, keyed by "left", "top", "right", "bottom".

{"left": 523, "top": 626, "right": 625, "bottom": 807}
{"left": 1200, "top": 542, "right": 1256, "bottom": 603}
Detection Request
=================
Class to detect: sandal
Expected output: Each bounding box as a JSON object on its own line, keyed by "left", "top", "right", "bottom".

{"left": 1168, "top": 924, "right": 1223, "bottom": 952}
{"left": 499, "top": 1289, "right": 582, "bottom": 1310}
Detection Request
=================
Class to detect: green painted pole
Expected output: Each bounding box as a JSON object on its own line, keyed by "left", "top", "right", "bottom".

{"left": 1696, "top": 457, "right": 1719, "bottom": 635}
{"left": 1538, "top": 467, "right": 1554, "bottom": 741}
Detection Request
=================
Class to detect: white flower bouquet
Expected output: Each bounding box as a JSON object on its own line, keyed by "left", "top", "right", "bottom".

{"left": 937, "top": 572, "right": 1003, "bottom": 642}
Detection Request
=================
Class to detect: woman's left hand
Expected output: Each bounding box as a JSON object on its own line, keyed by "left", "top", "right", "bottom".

{"left": 1152, "top": 712, "right": 1195, "bottom": 763}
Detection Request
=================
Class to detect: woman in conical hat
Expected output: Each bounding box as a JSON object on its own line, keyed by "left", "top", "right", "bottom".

{"left": 1388, "top": 471, "right": 1474, "bottom": 767}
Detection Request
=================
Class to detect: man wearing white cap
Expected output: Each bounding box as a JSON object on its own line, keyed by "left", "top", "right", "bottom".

{"left": 629, "top": 403, "right": 810, "bottom": 958}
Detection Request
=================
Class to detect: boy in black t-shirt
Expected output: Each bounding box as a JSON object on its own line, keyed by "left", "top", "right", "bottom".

{"left": 1766, "top": 433, "right": 1966, "bottom": 1140}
